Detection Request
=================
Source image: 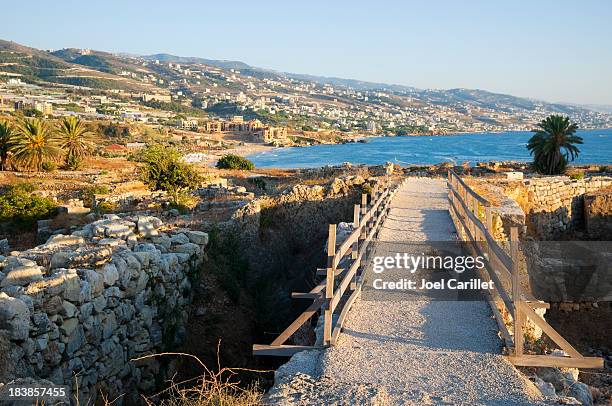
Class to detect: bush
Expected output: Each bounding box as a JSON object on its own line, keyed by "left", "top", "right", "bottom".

{"left": 140, "top": 145, "right": 202, "bottom": 205}
{"left": 41, "top": 161, "right": 57, "bottom": 172}
{"left": 81, "top": 185, "right": 110, "bottom": 207}
{"left": 216, "top": 154, "right": 254, "bottom": 170}
{"left": 569, "top": 171, "right": 585, "bottom": 180}
{"left": 63, "top": 155, "right": 84, "bottom": 171}
{"left": 96, "top": 201, "right": 118, "bottom": 214}
{"left": 0, "top": 183, "right": 57, "bottom": 228}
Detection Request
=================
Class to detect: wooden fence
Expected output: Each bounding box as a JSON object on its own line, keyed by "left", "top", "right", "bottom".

{"left": 447, "top": 169, "right": 602, "bottom": 368}
{"left": 253, "top": 179, "right": 404, "bottom": 356}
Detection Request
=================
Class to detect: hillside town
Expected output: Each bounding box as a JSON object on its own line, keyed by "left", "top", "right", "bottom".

{"left": 1, "top": 42, "right": 612, "bottom": 160}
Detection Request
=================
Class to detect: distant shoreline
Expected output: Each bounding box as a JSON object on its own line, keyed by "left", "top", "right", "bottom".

{"left": 245, "top": 128, "right": 612, "bottom": 169}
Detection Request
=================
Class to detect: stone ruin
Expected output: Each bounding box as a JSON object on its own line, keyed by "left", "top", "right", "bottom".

{"left": 0, "top": 214, "right": 209, "bottom": 404}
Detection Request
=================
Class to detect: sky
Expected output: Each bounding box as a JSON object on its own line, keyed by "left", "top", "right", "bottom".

{"left": 2, "top": 0, "right": 612, "bottom": 105}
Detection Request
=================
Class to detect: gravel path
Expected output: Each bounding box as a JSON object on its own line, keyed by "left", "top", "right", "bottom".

{"left": 267, "top": 178, "right": 548, "bottom": 405}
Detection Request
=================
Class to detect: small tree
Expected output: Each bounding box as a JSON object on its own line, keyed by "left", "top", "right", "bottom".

{"left": 12, "top": 117, "right": 60, "bottom": 171}
{"left": 140, "top": 145, "right": 201, "bottom": 205}
{"left": 216, "top": 154, "right": 255, "bottom": 170}
{"left": 0, "top": 183, "right": 57, "bottom": 228}
{"left": 57, "top": 116, "right": 95, "bottom": 170}
{"left": 0, "top": 120, "right": 15, "bottom": 170}
{"left": 527, "top": 115, "right": 583, "bottom": 175}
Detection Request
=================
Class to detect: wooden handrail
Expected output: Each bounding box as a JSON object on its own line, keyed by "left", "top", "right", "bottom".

{"left": 253, "top": 178, "right": 403, "bottom": 355}
{"left": 447, "top": 170, "right": 602, "bottom": 369}
{"left": 448, "top": 169, "right": 490, "bottom": 206}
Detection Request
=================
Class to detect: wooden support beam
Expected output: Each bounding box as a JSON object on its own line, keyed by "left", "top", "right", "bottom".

{"left": 331, "top": 283, "right": 362, "bottom": 344}
{"left": 271, "top": 298, "right": 324, "bottom": 346}
{"left": 253, "top": 344, "right": 322, "bottom": 356}
{"left": 507, "top": 354, "right": 603, "bottom": 369}
{"left": 291, "top": 292, "right": 322, "bottom": 300}
{"left": 510, "top": 227, "right": 524, "bottom": 357}
{"left": 487, "top": 298, "right": 513, "bottom": 349}
{"left": 518, "top": 301, "right": 582, "bottom": 359}
{"left": 324, "top": 224, "right": 336, "bottom": 346}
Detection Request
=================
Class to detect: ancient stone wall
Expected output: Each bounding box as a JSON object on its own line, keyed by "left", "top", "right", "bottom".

{"left": 0, "top": 215, "right": 208, "bottom": 405}
{"left": 584, "top": 189, "right": 612, "bottom": 239}
{"left": 507, "top": 176, "right": 612, "bottom": 239}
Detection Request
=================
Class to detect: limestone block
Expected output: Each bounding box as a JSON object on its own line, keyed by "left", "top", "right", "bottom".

{"left": 1, "top": 265, "right": 43, "bottom": 287}
{"left": 0, "top": 292, "right": 31, "bottom": 340}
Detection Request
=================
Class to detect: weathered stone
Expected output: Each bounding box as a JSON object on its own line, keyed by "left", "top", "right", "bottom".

{"left": 42, "top": 341, "right": 63, "bottom": 366}
{"left": 131, "top": 251, "right": 151, "bottom": 267}
{"left": 60, "top": 271, "right": 81, "bottom": 302}
{"left": 49, "top": 251, "right": 71, "bottom": 269}
{"left": 568, "top": 381, "right": 593, "bottom": 406}
{"left": 60, "top": 318, "right": 79, "bottom": 336}
{"left": 98, "top": 263, "right": 119, "bottom": 287}
{"left": 104, "top": 223, "right": 132, "bottom": 239}
{"left": 173, "top": 243, "right": 200, "bottom": 256}
{"left": 44, "top": 234, "right": 85, "bottom": 248}
{"left": 81, "top": 269, "right": 104, "bottom": 297}
{"left": 185, "top": 230, "right": 209, "bottom": 245}
{"left": 92, "top": 295, "right": 107, "bottom": 313}
{"left": 97, "top": 238, "right": 126, "bottom": 247}
{"left": 70, "top": 246, "right": 113, "bottom": 268}
{"left": 170, "top": 233, "right": 190, "bottom": 245}
{"left": 42, "top": 296, "right": 63, "bottom": 316}
{"left": 34, "top": 334, "right": 49, "bottom": 352}
{"left": 137, "top": 216, "right": 161, "bottom": 237}
{"left": 0, "top": 293, "right": 30, "bottom": 340}
{"left": 0, "top": 213, "right": 209, "bottom": 400}
{"left": 31, "top": 312, "right": 52, "bottom": 334}
{"left": 102, "top": 312, "right": 117, "bottom": 339}
{"left": 65, "top": 326, "right": 86, "bottom": 356}
{"left": 60, "top": 300, "right": 78, "bottom": 318}
{"left": 79, "top": 280, "right": 92, "bottom": 303}
{"left": 1, "top": 266, "right": 43, "bottom": 287}
{"left": 175, "top": 253, "right": 191, "bottom": 264}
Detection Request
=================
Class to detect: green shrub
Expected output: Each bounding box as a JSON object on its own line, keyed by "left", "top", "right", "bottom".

{"left": 0, "top": 183, "right": 57, "bottom": 228}
{"left": 140, "top": 145, "right": 202, "bottom": 204}
{"left": 81, "top": 185, "right": 110, "bottom": 207}
{"left": 41, "top": 161, "right": 57, "bottom": 172}
{"left": 63, "top": 155, "right": 84, "bottom": 171}
{"left": 97, "top": 201, "right": 117, "bottom": 214}
{"left": 216, "top": 154, "right": 254, "bottom": 170}
{"left": 569, "top": 171, "right": 585, "bottom": 180}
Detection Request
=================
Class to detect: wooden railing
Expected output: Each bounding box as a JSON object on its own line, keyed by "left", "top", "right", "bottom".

{"left": 447, "top": 170, "right": 603, "bottom": 368}
{"left": 253, "top": 179, "right": 404, "bottom": 356}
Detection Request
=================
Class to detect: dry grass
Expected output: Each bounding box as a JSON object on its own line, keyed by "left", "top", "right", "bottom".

{"left": 132, "top": 348, "right": 265, "bottom": 406}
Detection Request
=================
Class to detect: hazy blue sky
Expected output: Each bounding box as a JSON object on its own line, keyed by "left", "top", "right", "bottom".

{"left": 2, "top": 0, "right": 611, "bottom": 105}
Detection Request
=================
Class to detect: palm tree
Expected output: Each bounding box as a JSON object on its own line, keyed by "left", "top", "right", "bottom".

{"left": 527, "top": 115, "right": 583, "bottom": 175}
{"left": 0, "top": 120, "right": 15, "bottom": 170}
{"left": 12, "top": 117, "right": 60, "bottom": 172}
{"left": 56, "top": 116, "right": 94, "bottom": 170}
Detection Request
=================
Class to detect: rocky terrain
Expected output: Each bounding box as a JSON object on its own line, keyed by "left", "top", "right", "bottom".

{"left": 0, "top": 214, "right": 209, "bottom": 404}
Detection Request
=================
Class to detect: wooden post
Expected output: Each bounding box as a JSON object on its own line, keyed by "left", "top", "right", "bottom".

{"left": 510, "top": 226, "right": 523, "bottom": 356}
{"left": 485, "top": 206, "right": 493, "bottom": 234}
{"left": 351, "top": 205, "right": 360, "bottom": 290}
{"left": 361, "top": 193, "right": 368, "bottom": 216}
{"left": 324, "top": 224, "right": 337, "bottom": 346}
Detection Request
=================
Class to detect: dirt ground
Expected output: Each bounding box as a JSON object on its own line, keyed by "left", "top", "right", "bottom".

{"left": 546, "top": 304, "right": 612, "bottom": 405}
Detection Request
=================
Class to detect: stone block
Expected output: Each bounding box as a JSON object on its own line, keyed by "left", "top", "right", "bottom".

{"left": 1, "top": 266, "right": 43, "bottom": 287}
{"left": 185, "top": 230, "right": 209, "bottom": 245}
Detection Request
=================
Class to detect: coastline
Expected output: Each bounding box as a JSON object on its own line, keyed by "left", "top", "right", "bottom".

{"left": 243, "top": 128, "right": 612, "bottom": 169}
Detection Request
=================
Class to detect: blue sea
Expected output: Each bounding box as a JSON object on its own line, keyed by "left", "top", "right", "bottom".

{"left": 248, "top": 129, "right": 612, "bottom": 168}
